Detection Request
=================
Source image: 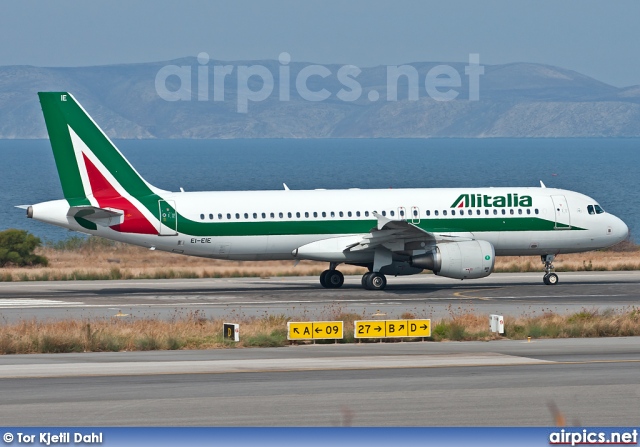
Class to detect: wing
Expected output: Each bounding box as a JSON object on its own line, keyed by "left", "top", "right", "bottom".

{"left": 347, "top": 212, "right": 473, "bottom": 253}
{"left": 294, "top": 213, "right": 475, "bottom": 262}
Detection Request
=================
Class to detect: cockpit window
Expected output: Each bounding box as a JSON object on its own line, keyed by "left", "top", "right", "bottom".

{"left": 587, "top": 205, "right": 595, "bottom": 215}
{"left": 594, "top": 204, "right": 604, "bottom": 214}
{"left": 588, "top": 204, "right": 605, "bottom": 215}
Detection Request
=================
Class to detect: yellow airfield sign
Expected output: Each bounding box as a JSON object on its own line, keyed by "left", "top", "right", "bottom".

{"left": 354, "top": 319, "right": 431, "bottom": 338}
{"left": 287, "top": 321, "right": 344, "bottom": 340}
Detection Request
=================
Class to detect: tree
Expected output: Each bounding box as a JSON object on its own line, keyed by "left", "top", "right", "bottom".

{"left": 0, "top": 229, "right": 48, "bottom": 267}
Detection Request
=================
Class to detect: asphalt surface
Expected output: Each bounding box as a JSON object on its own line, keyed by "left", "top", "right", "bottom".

{"left": 0, "top": 338, "right": 638, "bottom": 426}
{"left": 0, "top": 271, "right": 638, "bottom": 321}
{"left": 0, "top": 272, "right": 638, "bottom": 426}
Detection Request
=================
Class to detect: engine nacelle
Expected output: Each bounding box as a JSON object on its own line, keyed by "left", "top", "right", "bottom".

{"left": 410, "top": 240, "right": 495, "bottom": 280}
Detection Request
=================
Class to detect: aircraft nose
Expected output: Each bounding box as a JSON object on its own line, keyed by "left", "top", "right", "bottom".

{"left": 611, "top": 215, "right": 629, "bottom": 243}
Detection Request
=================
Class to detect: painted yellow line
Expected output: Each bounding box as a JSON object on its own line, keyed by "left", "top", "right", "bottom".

{"left": 453, "top": 288, "right": 501, "bottom": 299}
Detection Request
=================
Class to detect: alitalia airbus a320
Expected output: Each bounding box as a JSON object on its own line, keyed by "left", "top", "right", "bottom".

{"left": 22, "top": 92, "right": 629, "bottom": 290}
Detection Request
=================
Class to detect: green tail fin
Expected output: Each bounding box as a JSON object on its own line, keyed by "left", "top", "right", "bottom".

{"left": 38, "top": 92, "right": 155, "bottom": 204}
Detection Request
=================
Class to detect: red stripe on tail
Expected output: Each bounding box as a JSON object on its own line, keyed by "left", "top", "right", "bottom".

{"left": 83, "top": 154, "right": 158, "bottom": 235}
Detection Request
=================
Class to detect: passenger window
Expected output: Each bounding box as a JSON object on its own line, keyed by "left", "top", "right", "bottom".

{"left": 296, "top": 212, "right": 300, "bottom": 218}
{"left": 218, "top": 213, "right": 223, "bottom": 219}
{"left": 390, "top": 210, "right": 395, "bottom": 217}
{"left": 244, "top": 213, "right": 249, "bottom": 219}
{"left": 305, "top": 212, "right": 309, "bottom": 218}
{"left": 451, "top": 210, "right": 456, "bottom": 216}
{"left": 348, "top": 211, "right": 352, "bottom": 217}
{"left": 526, "top": 209, "right": 531, "bottom": 215}
{"left": 443, "top": 210, "right": 447, "bottom": 216}
{"left": 331, "top": 212, "right": 335, "bottom": 217}
{"left": 382, "top": 211, "right": 387, "bottom": 216}
{"left": 322, "top": 212, "right": 326, "bottom": 218}
{"left": 288, "top": 212, "right": 292, "bottom": 218}
{"left": 518, "top": 209, "right": 522, "bottom": 215}
{"left": 227, "top": 213, "right": 231, "bottom": 220}
{"left": 426, "top": 210, "right": 431, "bottom": 216}
{"left": 313, "top": 212, "right": 317, "bottom": 218}
{"left": 208, "top": 214, "right": 213, "bottom": 220}
{"left": 365, "top": 211, "right": 369, "bottom": 217}
{"left": 253, "top": 213, "right": 258, "bottom": 219}
{"left": 236, "top": 213, "right": 240, "bottom": 219}
{"left": 501, "top": 209, "right": 506, "bottom": 215}
{"left": 485, "top": 209, "right": 489, "bottom": 215}
{"left": 200, "top": 214, "right": 205, "bottom": 220}
{"left": 279, "top": 212, "right": 284, "bottom": 218}
{"left": 270, "top": 212, "right": 275, "bottom": 218}
{"left": 510, "top": 209, "right": 514, "bottom": 215}
{"left": 535, "top": 209, "right": 539, "bottom": 214}
{"left": 399, "top": 210, "right": 404, "bottom": 217}
{"left": 434, "top": 210, "right": 439, "bottom": 216}
{"left": 261, "top": 213, "right": 266, "bottom": 218}
{"left": 493, "top": 209, "right": 498, "bottom": 215}
{"left": 356, "top": 211, "right": 360, "bottom": 217}
{"left": 476, "top": 210, "right": 481, "bottom": 215}
{"left": 339, "top": 211, "right": 344, "bottom": 217}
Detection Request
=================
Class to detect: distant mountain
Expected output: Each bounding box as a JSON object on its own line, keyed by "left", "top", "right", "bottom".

{"left": 1, "top": 58, "right": 639, "bottom": 138}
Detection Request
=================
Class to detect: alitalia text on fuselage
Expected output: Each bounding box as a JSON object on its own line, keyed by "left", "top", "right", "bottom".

{"left": 451, "top": 193, "right": 532, "bottom": 208}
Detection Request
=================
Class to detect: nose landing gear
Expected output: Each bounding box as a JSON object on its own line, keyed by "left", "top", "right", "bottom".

{"left": 542, "top": 254, "right": 558, "bottom": 285}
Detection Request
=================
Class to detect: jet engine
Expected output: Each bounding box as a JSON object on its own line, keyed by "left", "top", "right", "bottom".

{"left": 410, "top": 240, "right": 495, "bottom": 279}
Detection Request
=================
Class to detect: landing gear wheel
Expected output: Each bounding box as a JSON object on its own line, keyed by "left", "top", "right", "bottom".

{"left": 364, "top": 273, "right": 387, "bottom": 290}
{"left": 361, "top": 272, "right": 373, "bottom": 288}
{"left": 545, "top": 273, "right": 558, "bottom": 285}
{"left": 320, "top": 269, "right": 331, "bottom": 288}
{"left": 541, "top": 254, "right": 558, "bottom": 286}
{"left": 324, "top": 270, "right": 344, "bottom": 288}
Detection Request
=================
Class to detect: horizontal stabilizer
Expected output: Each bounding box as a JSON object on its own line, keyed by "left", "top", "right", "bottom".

{"left": 67, "top": 206, "right": 124, "bottom": 227}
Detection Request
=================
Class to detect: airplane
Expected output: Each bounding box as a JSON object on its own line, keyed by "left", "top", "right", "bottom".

{"left": 23, "top": 92, "right": 629, "bottom": 290}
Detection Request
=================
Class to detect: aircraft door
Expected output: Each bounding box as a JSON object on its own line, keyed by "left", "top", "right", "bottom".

{"left": 551, "top": 195, "right": 571, "bottom": 230}
{"left": 158, "top": 200, "right": 178, "bottom": 235}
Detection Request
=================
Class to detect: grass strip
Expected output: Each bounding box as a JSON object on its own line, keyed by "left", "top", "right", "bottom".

{"left": 0, "top": 307, "right": 638, "bottom": 354}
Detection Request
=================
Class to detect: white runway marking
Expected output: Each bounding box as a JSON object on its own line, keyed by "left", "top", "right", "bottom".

{"left": 0, "top": 299, "right": 83, "bottom": 308}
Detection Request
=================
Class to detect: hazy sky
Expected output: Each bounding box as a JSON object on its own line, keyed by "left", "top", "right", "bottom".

{"left": 1, "top": 0, "right": 638, "bottom": 87}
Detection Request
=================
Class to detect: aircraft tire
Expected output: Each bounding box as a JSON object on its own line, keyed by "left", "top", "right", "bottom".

{"left": 361, "top": 272, "right": 373, "bottom": 289}
{"left": 325, "top": 270, "right": 344, "bottom": 288}
{"left": 546, "top": 273, "right": 558, "bottom": 285}
{"left": 365, "top": 273, "right": 387, "bottom": 290}
{"left": 320, "top": 270, "right": 331, "bottom": 288}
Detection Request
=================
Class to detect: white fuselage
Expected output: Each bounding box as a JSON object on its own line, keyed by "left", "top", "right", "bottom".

{"left": 31, "top": 186, "right": 629, "bottom": 263}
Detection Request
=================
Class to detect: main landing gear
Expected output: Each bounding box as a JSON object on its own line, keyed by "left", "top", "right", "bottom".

{"left": 319, "top": 263, "right": 387, "bottom": 290}
{"left": 361, "top": 272, "right": 387, "bottom": 290}
{"left": 319, "top": 263, "right": 344, "bottom": 289}
{"left": 542, "top": 254, "right": 559, "bottom": 285}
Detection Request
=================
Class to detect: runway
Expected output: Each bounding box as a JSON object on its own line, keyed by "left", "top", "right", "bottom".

{"left": 0, "top": 271, "right": 638, "bottom": 321}
{"left": 0, "top": 338, "right": 638, "bottom": 426}
{"left": 0, "top": 273, "right": 638, "bottom": 426}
